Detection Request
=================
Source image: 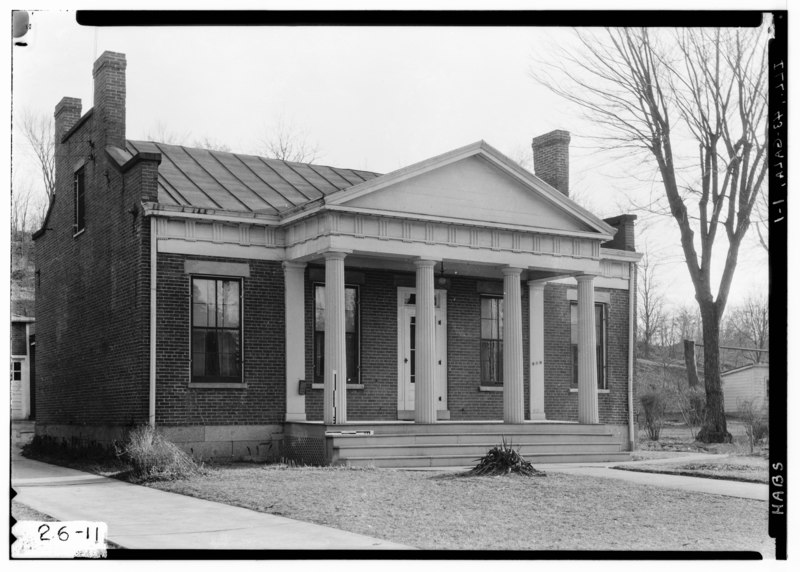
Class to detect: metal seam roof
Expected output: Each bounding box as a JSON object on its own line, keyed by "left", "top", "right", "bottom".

{"left": 127, "top": 140, "right": 382, "bottom": 216}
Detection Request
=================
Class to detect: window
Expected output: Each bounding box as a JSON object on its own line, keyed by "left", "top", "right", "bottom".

{"left": 314, "top": 285, "right": 359, "bottom": 383}
{"left": 11, "top": 361, "right": 22, "bottom": 382}
{"left": 191, "top": 278, "right": 241, "bottom": 383}
{"left": 571, "top": 303, "right": 606, "bottom": 389}
{"left": 480, "top": 296, "right": 503, "bottom": 384}
{"left": 74, "top": 167, "right": 86, "bottom": 234}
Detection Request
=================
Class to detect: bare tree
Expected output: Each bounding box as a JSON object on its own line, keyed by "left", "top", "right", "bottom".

{"left": 145, "top": 120, "right": 192, "bottom": 145}
{"left": 19, "top": 110, "right": 56, "bottom": 202}
{"left": 637, "top": 250, "right": 663, "bottom": 359}
{"left": 534, "top": 25, "right": 769, "bottom": 442}
{"left": 260, "top": 116, "right": 319, "bottom": 163}
{"left": 725, "top": 293, "right": 769, "bottom": 364}
{"left": 11, "top": 182, "right": 33, "bottom": 238}
{"left": 753, "top": 189, "right": 769, "bottom": 253}
{"left": 192, "top": 136, "right": 231, "bottom": 153}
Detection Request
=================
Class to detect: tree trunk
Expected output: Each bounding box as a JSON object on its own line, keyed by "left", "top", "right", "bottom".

{"left": 683, "top": 339, "right": 700, "bottom": 388}
{"left": 696, "top": 306, "right": 732, "bottom": 443}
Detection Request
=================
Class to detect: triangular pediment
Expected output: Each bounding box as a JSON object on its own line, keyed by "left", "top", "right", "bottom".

{"left": 326, "top": 143, "right": 614, "bottom": 238}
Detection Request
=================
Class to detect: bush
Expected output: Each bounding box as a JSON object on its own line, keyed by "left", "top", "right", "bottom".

{"left": 640, "top": 390, "right": 667, "bottom": 441}
{"left": 738, "top": 399, "right": 769, "bottom": 453}
{"left": 466, "top": 437, "right": 545, "bottom": 477}
{"left": 116, "top": 425, "right": 204, "bottom": 482}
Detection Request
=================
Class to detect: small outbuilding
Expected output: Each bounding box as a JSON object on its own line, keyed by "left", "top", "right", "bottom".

{"left": 721, "top": 363, "right": 769, "bottom": 413}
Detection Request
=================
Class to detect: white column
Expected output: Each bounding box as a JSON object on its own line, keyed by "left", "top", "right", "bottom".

{"left": 284, "top": 261, "right": 306, "bottom": 422}
{"left": 503, "top": 267, "right": 525, "bottom": 424}
{"left": 414, "top": 259, "right": 438, "bottom": 423}
{"left": 528, "top": 281, "right": 546, "bottom": 421}
{"left": 324, "top": 251, "right": 348, "bottom": 424}
{"left": 577, "top": 274, "right": 599, "bottom": 424}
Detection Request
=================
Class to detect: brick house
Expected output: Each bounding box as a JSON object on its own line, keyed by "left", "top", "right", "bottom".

{"left": 34, "top": 52, "right": 641, "bottom": 467}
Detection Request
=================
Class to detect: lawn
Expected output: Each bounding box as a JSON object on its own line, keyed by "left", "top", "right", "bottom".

{"left": 148, "top": 464, "right": 773, "bottom": 554}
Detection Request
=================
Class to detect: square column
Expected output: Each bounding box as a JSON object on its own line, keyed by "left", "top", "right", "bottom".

{"left": 528, "top": 281, "right": 546, "bottom": 420}
{"left": 284, "top": 261, "right": 307, "bottom": 421}
{"left": 502, "top": 267, "right": 524, "bottom": 424}
{"left": 324, "top": 251, "right": 348, "bottom": 424}
{"left": 576, "top": 274, "right": 599, "bottom": 424}
{"left": 414, "top": 259, "right": 438, "bottom": 423}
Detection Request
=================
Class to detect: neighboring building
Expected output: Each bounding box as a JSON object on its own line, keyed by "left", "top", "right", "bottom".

{"left": 11, "top": 316, "right": 35, "bottom": 420}
{"left": 33, "top": 52, "right": 641, "bottom": 466}
{"left": 722, "top": 363, "right": 770, "bottom": 413}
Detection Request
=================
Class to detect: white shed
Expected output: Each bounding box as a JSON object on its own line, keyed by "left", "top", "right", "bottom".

{"left": 721, "top": 363, "right": 770, "bottom": 413}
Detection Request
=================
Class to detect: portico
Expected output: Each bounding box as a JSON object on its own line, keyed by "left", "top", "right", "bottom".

{"left": 276, "top": 141, "right": 615, "bottom": 426}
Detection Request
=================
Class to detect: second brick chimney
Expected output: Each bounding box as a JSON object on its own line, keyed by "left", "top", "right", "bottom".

{"left": 92, "top": 51, "right": 126, "bottom": 150}
{"left": 53, "top": 97, "right": 82, "bottom": 197}
{"left": 531, "top": 130, "right": 571, "bottom": 197}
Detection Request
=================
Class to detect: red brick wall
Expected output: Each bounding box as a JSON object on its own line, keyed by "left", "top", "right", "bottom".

{"left": 543, "top": 283, "right": 631, "bottom": 424}
{"left": 34, "top": 112, "right": 151, "bottom": 426}
{"left": 304, "top": 267, "right": 400, "bottom": 421}
{"left": 303, "top": 269, "right": 538, "bottom": 422}
{"left": 155, "top": 254, "right": 286, "bottom": 425}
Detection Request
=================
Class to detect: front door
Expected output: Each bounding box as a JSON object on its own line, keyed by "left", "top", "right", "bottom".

{"left": 397, "top": 288, "right": 447, "bottom": 412}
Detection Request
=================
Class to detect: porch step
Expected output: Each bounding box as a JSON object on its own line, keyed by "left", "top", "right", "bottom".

{"left": 326, "top": 423, "right": 628, "bottom": 468}
{"left": 325, "top": 422, "right": 610, "bottom": 436}
{"left": 341, "top": 451, "right": 632, "bottom": 468}
{"left": 335, "top": 441, "right": 622, "bottom": 458}
{"left": 331, "top": 431, "right": 617, "bottom": 447}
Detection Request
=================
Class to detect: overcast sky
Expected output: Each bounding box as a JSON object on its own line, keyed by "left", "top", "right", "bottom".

{"left": 9, "top": 8, "right": 773, "bottom": 314}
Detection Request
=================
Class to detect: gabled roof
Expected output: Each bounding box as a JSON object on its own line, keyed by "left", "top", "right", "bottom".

{"left": 320, "top": 140, "right": 616, "bottom": 238}
{"left": 126, "top": 141, "right": 381, "bottom": 216}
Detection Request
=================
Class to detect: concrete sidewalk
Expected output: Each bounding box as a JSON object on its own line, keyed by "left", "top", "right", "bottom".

{"left": 12, "top": 458, "right": 413, "bottom": 550}
{"left": 536, "top": 453, "right": 768, "bottom": 501}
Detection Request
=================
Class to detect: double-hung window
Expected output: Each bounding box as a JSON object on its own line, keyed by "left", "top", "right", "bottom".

{"left": 570, "top": 302, "right": 607, "bottom": 389}
{"left": 480, "top": 296, "right": 503, "bottom": 384}
{"left": 313, "top": 285, "right": 359, "bottom": 383}
{"left": 74, "top": 167, "right": 86, "bottom": 234}
{"left": 191, "top": 277, "right": 242, "bottom": 383}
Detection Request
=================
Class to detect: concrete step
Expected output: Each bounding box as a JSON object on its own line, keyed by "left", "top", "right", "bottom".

{"left": 331, "top": 432, "right": 617, "bottom": 447}
{"left": 335, "top": 441, "right": 622, "bottom": 458}
{"left": 341, "top": 451, "right": 632, "bottom": 468}
{"left": 324, "top": 422, "right": 608, "bottom": 436}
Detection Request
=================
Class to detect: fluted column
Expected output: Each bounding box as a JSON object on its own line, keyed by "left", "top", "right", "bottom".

{"left": 528, "top": 281, "right": 546, "bottom": 420}
{"left": 577, "top": 274, "right": 599, "bottom": 424}
{"left": 503, "top": 267, "right": 525, "bottom": 424}
{"left": 414, "top": 259, "right": 438, "bottom": 424}
{"left": 323, "top": 251, "right": 348, "bottom": 424}
{"left": 284, "top": 261, "right": 307, "bottom": 421}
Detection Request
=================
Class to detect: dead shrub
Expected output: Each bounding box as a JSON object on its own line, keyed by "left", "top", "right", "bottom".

{"left": 116, "top": 425, "right": 204, "bottom": 482}
{"left": 466, "top": 437, "right": 546, "bottom": 477}
{"left": 640, "top": 390, "right": 667, "bottom": 441}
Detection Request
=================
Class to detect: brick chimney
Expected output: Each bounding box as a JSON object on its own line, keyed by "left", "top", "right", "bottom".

{"left": 53, "top": 97, "right": 82, "bottom": 196}
{"left": 602, "top": 214, "right": 637, "bottom": 252}
{"left": 531, "top": 130, "right": 571, "bottom": 196}
{"left": 92, "top": 51, "right": 126, "bottom": 149}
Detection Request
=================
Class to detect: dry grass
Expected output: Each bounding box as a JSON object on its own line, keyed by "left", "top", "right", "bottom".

{"left": 148, "top": 464, "right": 773, "bottom": 554}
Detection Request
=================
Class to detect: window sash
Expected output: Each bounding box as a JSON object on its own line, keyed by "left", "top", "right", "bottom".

{"left": 570, "top": 303, "right": 607, "bottom": 389}
{"left": 191, "top": 278, "right": 242, "bottom": 383}
{"left": 74, "top": 168, "right": 86, "bottom": 232}
{"left": 480, "top": 296, "right": 503, "bottom": 384}
{"left": 313, "top": 284, "right": 360, "bottom": 383}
